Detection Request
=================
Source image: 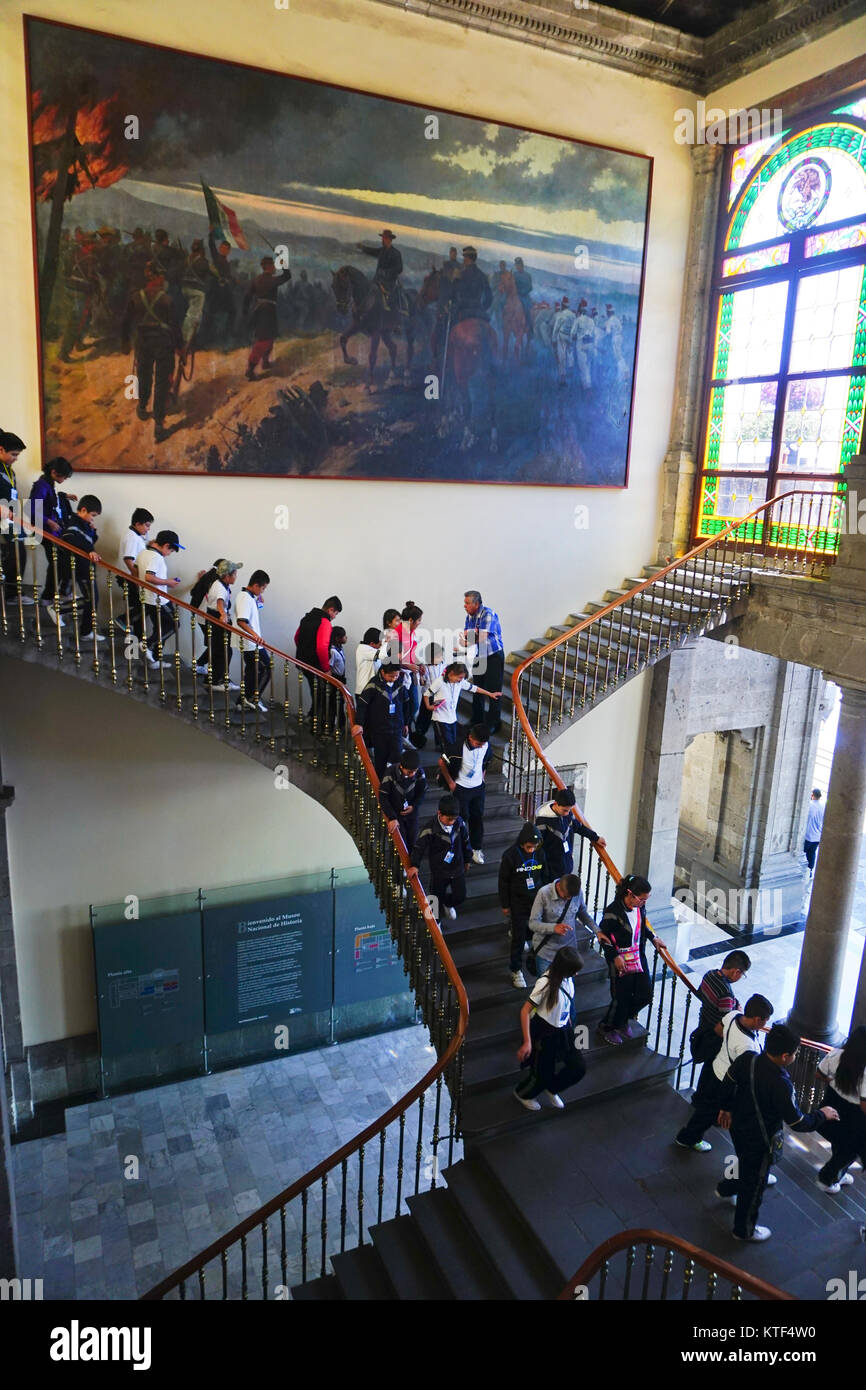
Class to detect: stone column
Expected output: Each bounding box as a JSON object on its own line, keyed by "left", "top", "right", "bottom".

{"left": 787, "top": 681, "right": 866, "bottom": 1044}
{"left": 632, "top": 643, "right": 697, "bottom": 944}
{"left": 656, "top": 142, "right": 723, "bottom": 564}
{"left": 851, "top": 934, "right": 866, "bottom": 1032}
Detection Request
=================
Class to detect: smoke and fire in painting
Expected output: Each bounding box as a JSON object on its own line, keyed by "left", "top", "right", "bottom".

{"left": 27, "top": 18, "right": 652, "bottom": 486}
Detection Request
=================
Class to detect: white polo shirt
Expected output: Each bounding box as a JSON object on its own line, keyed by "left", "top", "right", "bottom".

{"left": 234, "top": 588, "right": 262, "bottom": 652}
{"left": 455, "top": 741, "right": 486, "bottom": 788}
{"left": 135, "top": 548, "right": 168, "bottom": 607}
{"left": 427, "top": 676, "right": 470, "bottom": 724}
{"left": 119, "top": 528, "right": 146, "bottom": 573}
{"left": 529, "top": 975, "right": 574, "bottom": 1027}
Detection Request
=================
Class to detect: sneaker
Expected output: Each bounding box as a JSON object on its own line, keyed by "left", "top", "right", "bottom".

{"left": 513, "top": 1090, "right": 541, "bottom": 1112}
{"left": 237, "top": 698, "right": 258, "bottom": 711}
{"left": 147, "top": 654, "right": 173, "bottom": 668}
{"left": 817, "top": 1173, "right": 854, "bottom": 1194}
{"left": 80, "top": 630, "right": 106, "bottom": 643}
{"left": 472, "top": 850, "right": 485, "bottom": 865}
{"left": 42, "top": 605, "right": 65, "bottom": 629}
{"left": 675, "top": 1139, "right": 713, "bottom": 1153}
{"left": 541, "top": 1090, "right": 564, "bottom": 1110}
{"left": 765, "top": 1173, "right": 777, "bottom": 1186}
{"left": 511, "top": 970, "right": 527, "bottom": 989}
{"left": 445, "top": 906, "right": 457, "bottom": 921}
{"left": 732, "top": 1226, "right": 771, "bottom": 1242}
{"left": 210, "top": 680, "right": 239, "bottom": 692}
{"left": 257, "top": 700, "right": 268, "bottom": 713}
{"left": 714, "top": 1186, "right": 736, "bottom": 1205}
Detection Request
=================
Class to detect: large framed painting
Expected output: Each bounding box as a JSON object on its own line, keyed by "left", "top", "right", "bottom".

{"left": 25, "top": 18, "right": 652, "bottom": 487}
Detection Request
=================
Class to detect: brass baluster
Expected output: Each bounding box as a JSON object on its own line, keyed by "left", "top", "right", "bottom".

{"left": 682, "top": 1256, "right": 695, "bottom": 1301}
{"left": 50, "top": 543, "right": 64, "bottom": 663}
{"left": 69, "top": 553, "right": 81, "bottom": 667}
{"left": 223, "top": 631, "right": 231, "bottom": 731}
{"left": 88, "top": 560, "right": 100, "bottom": 677}
{"left": 190, "top": 608, "right": 199, "bottom": 719}
{"left": 706, "top": 1270, "right": 717, "bottom": 1301}
{"left": 731, "top": 1284, "right": 743, "bottom": 1302}
{"left": 137, "top": 586, "right": 148, "bottom": 692}
{"left": 220, "top": 1249, "right": 228, "bottom": 1300}
{"left": 295, "top": 667, "right": 304, "bottom": 758}
{"left": 106, "top": 573, "right": 118, "bottom": 684}
{"left": 154, "top": 599, "right": 166, "bottom": 704}
{"left": 198, "top": 1267, "right": 205, "bottom": 1301}
{"left": 206, "top": 620, "right": 215, "bottom": 724}
{"left": 546, "top": 644, "right": 557, "bottom": 732}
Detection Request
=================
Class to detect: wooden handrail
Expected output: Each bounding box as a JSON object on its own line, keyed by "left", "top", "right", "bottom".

{"left": 508, "top": 487, "right": 836, "bottom": 1001}
{"left": 557, "top": 1228, "right": 795, "bottom": 1300}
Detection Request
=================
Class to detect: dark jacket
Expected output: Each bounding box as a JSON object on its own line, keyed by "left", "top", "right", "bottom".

{"left": 718, "top": 1050, "right": 825, "bottom": 1149}
{"left": 295, "top": 607, "right": 331, "bottom": 672}
{"left": 534, "top": 801, "right": 599, "bottom": 878}
{"left": 411, "top": 814, "right": 471, "bottom": 881}
{"left": 378, "top": 763, "right": 427, "bottom": 822}
{"left": 356, "top": 675, "right": 408, "bottom": 746}
{"left": 599, "top": 896, "right": 650, "bottom": 973}
{"left": 29, "top": 475, "right": 73, "bottom": 533}
{"left": 498, "top": 841, "right": 550, "bottom": 914}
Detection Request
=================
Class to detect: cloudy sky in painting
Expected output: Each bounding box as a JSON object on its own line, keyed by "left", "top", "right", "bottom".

{"left": 29, "top": 19, "right": 650, "bottom": 280}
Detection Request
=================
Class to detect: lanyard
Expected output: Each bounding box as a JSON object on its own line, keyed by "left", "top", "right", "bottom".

{"left": 1, "top": 459, "right": 15, "bottom": 487}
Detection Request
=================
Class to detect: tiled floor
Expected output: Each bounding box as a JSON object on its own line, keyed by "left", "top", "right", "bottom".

{"left": 12, "top": 1025, "right": 444, "bottom": 1300}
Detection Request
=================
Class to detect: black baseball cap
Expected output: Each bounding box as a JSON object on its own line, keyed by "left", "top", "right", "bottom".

{"left": 155, "top": 529, "right": 185, "bottom": 552}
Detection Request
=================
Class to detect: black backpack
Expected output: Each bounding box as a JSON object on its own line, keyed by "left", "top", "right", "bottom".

{"left": 190, "top": 567, "right": 217, "bottom": 611}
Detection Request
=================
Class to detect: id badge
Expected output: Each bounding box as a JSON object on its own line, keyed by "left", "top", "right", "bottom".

{"left": 388, "top": 702, "right": 395, "bottom": 715}
{"left": 525, "top": 875, "right": 535, "bottom": 891}
{"left": 443, "top": 850, "right": 454, "bottom": 864}
{"left": 9, "top": 488, "right": 17, "bottom": 501}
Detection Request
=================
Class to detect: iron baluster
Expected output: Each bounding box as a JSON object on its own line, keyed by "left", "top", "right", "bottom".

{"left": 301, "top": 1188, "right": 308, "bottom": 1284}
{"left": 320, "top": 1173, "right": 328, "bottom": 1279}
{"left": 261, "top": 1220, "right": 268, "bottom": 1301}
{"left": 666, "top": 975, "right": 678, "bottom": 1058}
{"left": 660, "top": 1247, "right": 674, "bottom": 1300}
{"left": 377, "top": 1129, "right": 386, "bottom": 1226}
{"left": 198, "top": 1268, "right": 205, "bottom": 1301}
{"left": 654, "top": 962, "right": 669, "bottom": 1053}
{"left": 240, "top": 1232, "right": 248, "bottom": 1300}
{"left": 623, "top": 1243, "right": 636, "bottom": 1299}
{"left": 357, "top": 1143, "right": 365, "bottom": 1245}
{"left": 641, "top": 1243, "right": 655, "bottom": 1300}
{"left": 395, "top": 1111, "right": 406, "bottom": 1216}
{"left": 221, "top": 1249, "right": 228, "bottom": 1300}
{"left": 676, "top": 990, "right": 693, "bottom": 1088}
{"left": 340, "top": 1158, "right": 348, "bottom": 1254}
{"left": 280, "top": 1207, "right": 287, "bottom": 1290}
{"left": 599, "top": 1259, "right": 608, "bottom": 1301}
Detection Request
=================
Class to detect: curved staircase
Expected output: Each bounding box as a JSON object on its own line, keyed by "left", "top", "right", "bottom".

{"left": 0, "top": 491, "right": 840, "bottom": 1299}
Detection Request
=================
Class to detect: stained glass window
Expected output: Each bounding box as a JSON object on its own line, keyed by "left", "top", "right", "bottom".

{"left": 696, "top": 93, "right": 866, "bottom": 553}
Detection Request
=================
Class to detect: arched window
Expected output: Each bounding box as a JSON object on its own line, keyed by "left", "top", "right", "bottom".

{"left": 694, "top": 95, "right": 866, "bottom": 555}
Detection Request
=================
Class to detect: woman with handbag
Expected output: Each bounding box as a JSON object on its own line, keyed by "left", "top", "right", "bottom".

{"left": 815, "top": 1025, "right": 866, "bottom": 1193}
{"left": 514, "top": 946, "right": 586, "bottom": 1112}
{"left": 597, "top": 873, "right": 652, "bottom": 1046}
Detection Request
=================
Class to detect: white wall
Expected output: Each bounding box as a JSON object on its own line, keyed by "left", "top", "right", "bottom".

{"left": 0, "top": 658, "right": 361, "bottom": 1046}
{"left": 1, "top": 0, "right": 694, "bottom": 660}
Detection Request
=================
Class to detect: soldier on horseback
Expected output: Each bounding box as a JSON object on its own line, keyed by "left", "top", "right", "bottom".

{"left": 356, "top": 230, "right": 405, "bottom": 319}
{"left": 450, "top": 247, "right": 492, "bottom": 325}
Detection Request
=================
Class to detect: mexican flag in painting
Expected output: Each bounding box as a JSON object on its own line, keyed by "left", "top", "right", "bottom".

{"left": 201, "top": 177, "right": 248, "bottom": 249}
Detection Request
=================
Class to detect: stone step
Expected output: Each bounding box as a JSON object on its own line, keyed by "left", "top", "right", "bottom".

{"left": 459, "top": 1047, "right": 680, "bottom": 1144}
{"left": 368, "top": 1215, "right": 453, "bottom": 1300}
{"left": 330, "top": 1243, "right": 395, "bottom": 1300}
{"left": 463, "top": 1006, "right": 649, "bottom": 1094}
{"left": 442, "top": 1158, "right": 562, "bottom": 1300}
{"left": 406, "top": 1188, "right": 510, "bottom": 1299}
